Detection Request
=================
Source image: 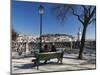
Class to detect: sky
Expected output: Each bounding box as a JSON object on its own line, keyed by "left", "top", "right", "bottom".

{"left": 12, "top": 0, "right": 96, "bottom": 40}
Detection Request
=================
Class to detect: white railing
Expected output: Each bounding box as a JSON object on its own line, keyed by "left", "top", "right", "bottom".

{"left": 12, "top": 41, "right": 81, "bottom": 58}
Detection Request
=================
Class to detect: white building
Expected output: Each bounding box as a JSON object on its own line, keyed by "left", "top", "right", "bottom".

{"left": 39, "top": 34, "right": 77, "bottom": 42}
{"left": 16, "top": 34, "right": 38, "bottom": 43}
{"left": 16, "top": 33, "right": 77, "bottom": 43}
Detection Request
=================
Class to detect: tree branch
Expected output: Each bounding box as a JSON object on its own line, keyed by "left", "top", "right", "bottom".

{"left": 89, "top": 7, "right": 96, "bottom": 20}
{"left": 82, "top": 5, "right": 88, "bottom": 14}
{"left": 88, "top": 18, "right": 96, "bottom": 24}
{"left": 70, "top": 7, "right": 84, "bottom": 25}
{"left": 88, "top": 6, "right": 92, "bottom": 16}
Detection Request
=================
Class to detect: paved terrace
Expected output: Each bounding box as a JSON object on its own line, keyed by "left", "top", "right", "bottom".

{"left": 12, "top": 48, "right": 96, "bottom": 74}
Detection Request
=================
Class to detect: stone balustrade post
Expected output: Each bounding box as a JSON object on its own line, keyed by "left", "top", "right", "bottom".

{"left": 26, "top": 42, "right": 29, "bottom": 54}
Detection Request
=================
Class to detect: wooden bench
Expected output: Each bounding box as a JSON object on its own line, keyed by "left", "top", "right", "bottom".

{"left": 33, "top": 51, "right": 63, "bottom": 70}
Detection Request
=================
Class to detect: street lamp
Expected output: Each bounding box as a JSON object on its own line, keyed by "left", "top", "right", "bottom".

{"left": 38, "top": 5, "right": 44, "bottom": 52}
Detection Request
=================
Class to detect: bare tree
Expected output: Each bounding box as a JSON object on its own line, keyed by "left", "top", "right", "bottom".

{"left": 52, "top": 4, "right": 96, "bottom": 59}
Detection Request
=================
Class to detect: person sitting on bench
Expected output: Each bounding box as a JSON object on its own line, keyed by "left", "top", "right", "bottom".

{"left": 44, "top": 43, "right": 57, "bottom": 63}
{"left": 43, "top": 44, "right": 50, "bottom": 63}
{"left": 51, "top": 43, "right": 57, "bottom": 52}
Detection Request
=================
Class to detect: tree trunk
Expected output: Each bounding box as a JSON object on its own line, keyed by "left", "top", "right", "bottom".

{"left": 78, "top": 25, "right": 87, "bottom": 59}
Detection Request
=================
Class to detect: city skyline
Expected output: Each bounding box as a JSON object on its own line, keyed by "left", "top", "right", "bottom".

{"left": 12, "top": 1, "right": 96, "bottom": 40}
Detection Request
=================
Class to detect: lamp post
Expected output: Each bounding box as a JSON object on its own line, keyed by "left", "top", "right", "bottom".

{"left": 77, "top": 27, "right": 81, "bottom": 48}
{"left": 38, "top": 5, "right": 44, "bottom": 52}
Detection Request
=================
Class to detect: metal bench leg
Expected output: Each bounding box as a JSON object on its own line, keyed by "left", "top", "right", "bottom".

{"left": 36, "top": 60, "right": 39, "bottom": 70}
{"left": 60, "top": 58, "right": 63, "bottom": 64}
{"left": 37, "top": 65, "right": 39, "bottom": 70}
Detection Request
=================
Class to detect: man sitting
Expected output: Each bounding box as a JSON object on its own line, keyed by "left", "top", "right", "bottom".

{"left": 51, "top": 43, "right": 57, "bottom": 52}
{"left": 42, "top": 44, "right": 50, "bottom": 63}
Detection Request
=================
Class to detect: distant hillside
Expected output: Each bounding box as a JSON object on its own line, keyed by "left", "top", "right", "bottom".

{"left": 41, "top": 33, "right": 74, "bottom": 38}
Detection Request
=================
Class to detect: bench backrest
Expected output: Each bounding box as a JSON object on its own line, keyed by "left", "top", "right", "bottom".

{"left": 36, "top": 52, "right": 62, "bottom": 60}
